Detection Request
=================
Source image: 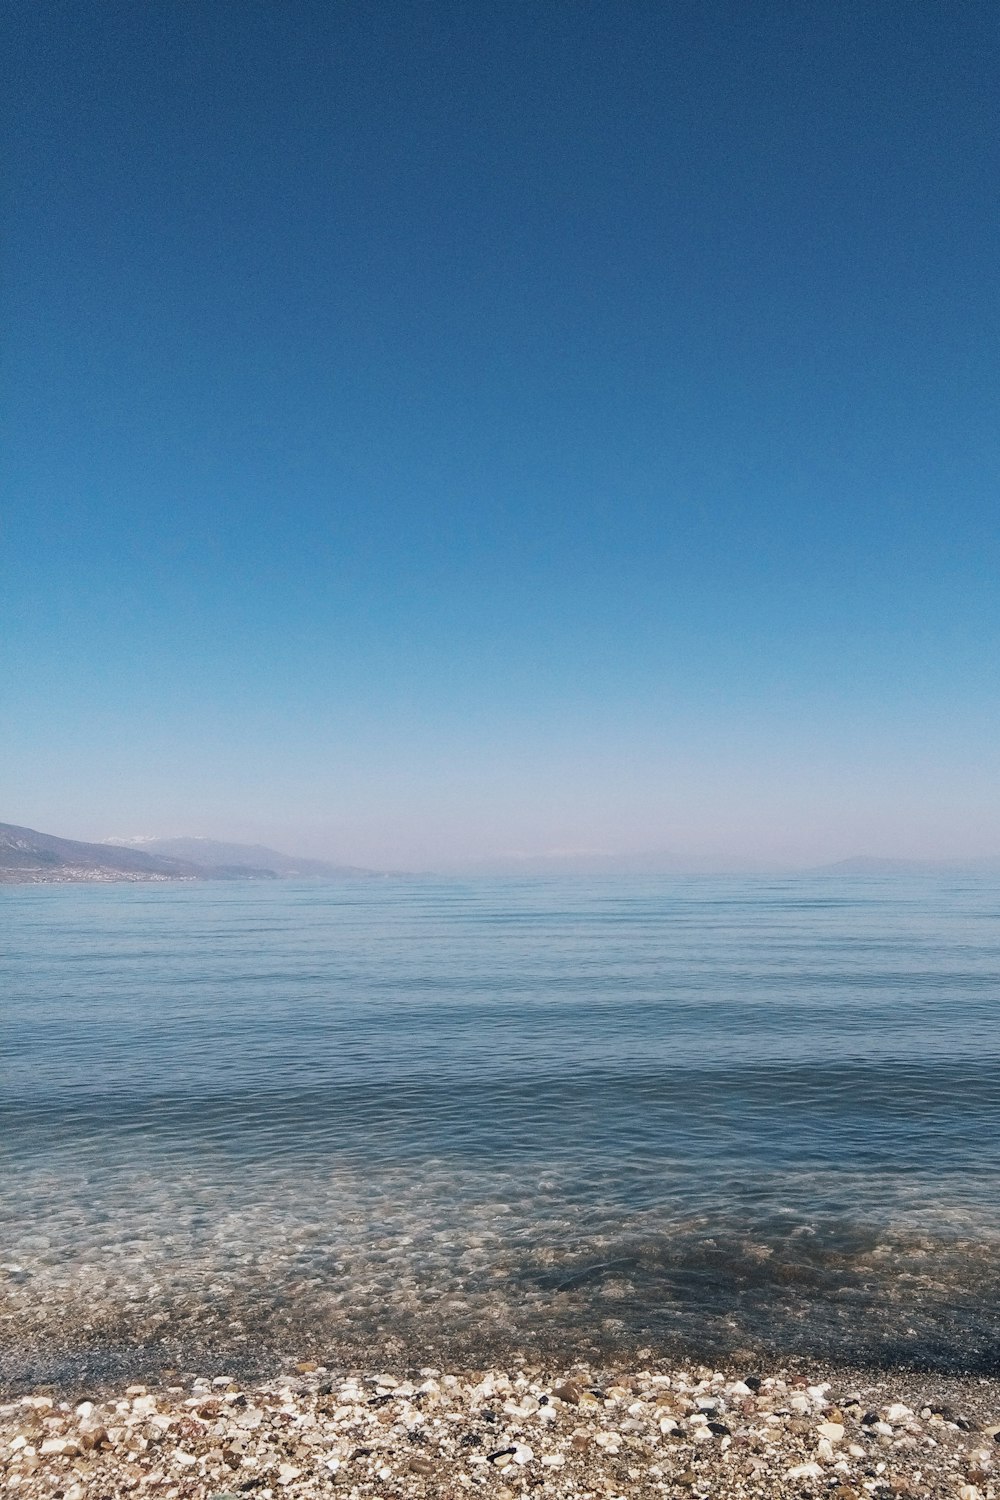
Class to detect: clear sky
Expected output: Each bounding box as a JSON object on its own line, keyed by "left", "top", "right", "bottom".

{"left": 3, "top": 1, "right": 998, "bottom": 869}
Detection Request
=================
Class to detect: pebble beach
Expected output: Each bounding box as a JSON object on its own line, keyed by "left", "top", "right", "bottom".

{"left": 3, "top": 1359, "right": 998, "bottom": 1500}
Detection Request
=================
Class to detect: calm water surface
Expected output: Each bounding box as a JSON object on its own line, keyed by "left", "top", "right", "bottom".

{"left": 2, "top": 875, "right": 999, "bottom": 1387}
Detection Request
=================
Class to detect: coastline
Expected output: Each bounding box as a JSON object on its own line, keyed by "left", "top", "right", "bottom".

{"left": 3, "top": 1357, "right": 998, "bottom": 1499}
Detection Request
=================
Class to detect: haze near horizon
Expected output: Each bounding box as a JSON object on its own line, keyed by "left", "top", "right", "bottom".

{"left": 3, "top": 1, "right": 998, "bottom": 870}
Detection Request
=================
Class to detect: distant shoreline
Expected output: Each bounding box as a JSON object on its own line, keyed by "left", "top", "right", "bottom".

{"left": 0, "top": 821, "right": 400, "bottom": 884}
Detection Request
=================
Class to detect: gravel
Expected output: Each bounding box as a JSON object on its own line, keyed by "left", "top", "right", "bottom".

{"left": 2, "top": 1358, "right": 998, "bottom": 1499}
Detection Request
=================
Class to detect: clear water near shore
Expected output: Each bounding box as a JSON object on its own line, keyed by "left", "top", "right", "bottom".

{"left": 3, "top": 874, "right": 1000, "bottom": 1388}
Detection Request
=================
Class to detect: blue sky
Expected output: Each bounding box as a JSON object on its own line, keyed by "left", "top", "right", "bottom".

{"left": 3, "top": 0, "right": 998, "bottom": 867}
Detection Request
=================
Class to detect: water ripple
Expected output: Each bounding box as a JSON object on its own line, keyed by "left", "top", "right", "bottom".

{"left": 2, "top": 873, "right": 999, "bottom": 1385}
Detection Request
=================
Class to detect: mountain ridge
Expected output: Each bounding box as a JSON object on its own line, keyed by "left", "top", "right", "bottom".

{"left": 810, "top": 854, "right": 1000, "bottom": 875}
{"left": 0, "top": 822, "right": 209, "bottom": 883}
{"left": 0, "top": 823, "right": 390, "bottom": 884}
{"left": 105, "top": 836, "right": 387, "bottom": 879}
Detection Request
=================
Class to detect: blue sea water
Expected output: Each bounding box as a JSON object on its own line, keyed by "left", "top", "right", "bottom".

{"left": 2, "top": 874, "right": 999, "bottom": 1387}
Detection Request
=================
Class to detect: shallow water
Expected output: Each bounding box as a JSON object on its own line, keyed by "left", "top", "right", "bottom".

{"left": 2, "top": 874, "right": 1000, "bottom": 1387}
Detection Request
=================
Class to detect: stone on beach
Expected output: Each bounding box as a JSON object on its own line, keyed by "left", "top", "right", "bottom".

{"left": 1, "top": 1358, "right": 998, "bottom": 1499}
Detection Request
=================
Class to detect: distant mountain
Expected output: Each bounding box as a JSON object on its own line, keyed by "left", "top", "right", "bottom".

{"left": 812, "top": 855, "right": 1000, "bottom": 875}
{"left": 0, "top": 822, "right": 407, "bottom": 884}
{"left": 0, "top": 822, "right": 205, "bottom": 884}
{"left": 812, "top": 856, "right": 936, "bottom": 875}
{"left": 451, "top": 849, "right": 732, "bottom": 876}
{"left": 104, "top": 835, "right": 387, "bottom": 879}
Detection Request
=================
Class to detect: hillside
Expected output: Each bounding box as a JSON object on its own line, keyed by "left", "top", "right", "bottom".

{"left": 0, "top": 823, "right": 198, "bottom": 883}
{"left": 106, "top": 836, "right": 384, "bottom": 879}
{"left": 0, "top": 823, "right": 275, "bottom": 884}
{"left": 0, "top": 823, "right": 394, "bottom": 884}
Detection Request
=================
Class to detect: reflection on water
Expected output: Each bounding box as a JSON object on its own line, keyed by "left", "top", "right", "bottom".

{"left": 2, "top": 874, "right": 999, "bottom": 1387}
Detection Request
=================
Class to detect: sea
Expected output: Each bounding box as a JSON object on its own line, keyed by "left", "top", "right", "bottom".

{"left": 2, "top": 874, "right": 999, "bottom": 1390}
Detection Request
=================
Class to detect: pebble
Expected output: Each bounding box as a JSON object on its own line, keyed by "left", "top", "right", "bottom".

{"left": 787, "top": 1460, "right": 824, "bottom": 1478}
{"left": 0, "top": 1360, "right": 996, "bottom": 1499}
